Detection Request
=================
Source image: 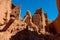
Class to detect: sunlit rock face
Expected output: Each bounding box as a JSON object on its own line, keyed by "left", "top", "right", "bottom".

{"left": 23, "top": 10, "right": 38, "bottom": 32}
{"left": 0, "top": 0, "right": 60, "bottom": 40}
{"left": 32, "top": 8, "right": 48, "bottom": 34}
{"left": 10, "top": 6, "right": 20, "bottom": 20}
{"left": 0, "top": 0, "right": 11, "bottom": 29}
{"left": 23, "top": 10, "right": 31, "bottom": 24}
{"left": 0, "top": 0, "right": 25, "bottom": 40}
{"left": 23, "top": 8, "right": 49, "bottom": 34}
{"left": 0, "top": 0, "right": 11, "bottom": 23}
{"left": 0, "top": 0, "right": 26, "bottom": 40}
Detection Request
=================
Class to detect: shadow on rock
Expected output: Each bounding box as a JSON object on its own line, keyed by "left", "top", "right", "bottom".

{"left": 10, "top": 27, "right": 60, "bottom": 40}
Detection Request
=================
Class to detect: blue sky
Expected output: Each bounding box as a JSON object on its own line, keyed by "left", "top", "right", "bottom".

{"left": 12, "top": 0, "right": 58, "bottom": 21}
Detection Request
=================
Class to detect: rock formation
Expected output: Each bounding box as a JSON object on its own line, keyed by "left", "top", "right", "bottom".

{"left": 32, "top": 8, "right": 48, "bottom": 34}
{"left": 48, "top": 0, "right": 60, "bottom": 34}
{"left": 10, "top": 6, "right": 20, "bottom": 20}
{"left": 51, "top": 0, "right": 60, "bottom": 34}
{"left": 0, "top": 0, "right": 26, "bottom": 40}
{"left": 23, "top": 8, "right": 49, "bottom": 34}
{"left": 0, "top": 0, "right": 11, "bottom": 30}
{"left": 0, "top": 0, "right": 60, "bottom": 40}
{"left": 23, "top": 10, "right": 38, "bottom": 33}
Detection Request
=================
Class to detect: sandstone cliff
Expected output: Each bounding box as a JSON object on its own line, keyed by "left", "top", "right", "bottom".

{"left": 0, "top": 0, "right": 60, "bottom": 40}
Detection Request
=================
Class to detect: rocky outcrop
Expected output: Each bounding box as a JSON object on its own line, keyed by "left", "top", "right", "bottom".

{"left": 23, "top": 10, "right": 38, "bottom": 33}
{"left": 10, "top": 6, "right": 20, "bottom": 20}
{"left": 0, "top": 0, "right": 26, "bottom": 40}
{"left": 23, "top": 9, "right": 49, "bottom": 34}
{"left": 49, "top": 0, "right": 60, "bottom": 34}
{"left": 0, "top": 0, "right": 11, "bottom": 30}
{"left": 0, "top": 0, "right": 60, "bottom": 40}
{"left": 32, "top": 8, "right": 46, "bottom": 34}
{"left": 10, "top": 28, "right": 60, "bottom": 40}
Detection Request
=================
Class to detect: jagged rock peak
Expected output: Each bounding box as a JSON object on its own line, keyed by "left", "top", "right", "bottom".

{"left": 35, "top": 8, "right": 42, "bottom": 14}
{"left": 12, "top": 4, "right": 16, "bottom": 9}
{"left": 44, "top": 13, "right": 48, "bottom": 18}
{"left": 26, "top": 10, "right": 31, "bottom": 16}
{"left": 10, "top": 6, "right": 20, "bottom": 20}
{"left": 23, "top": 10, "right": 31, "bottom": 22}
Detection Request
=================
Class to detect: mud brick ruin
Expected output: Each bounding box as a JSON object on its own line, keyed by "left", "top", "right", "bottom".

{"left": 0, "top": 0, "right": 60, "bottom": 40}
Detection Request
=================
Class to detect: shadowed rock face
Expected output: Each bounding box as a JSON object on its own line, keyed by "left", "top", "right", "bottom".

{"left": 57, "top": 0, "right": 60, "bottom": 13}
{"left": 51, "top": 0, "right": 60, "bottom": 34}
{"left": 10, "top": 28, "right": 60, "bottom": 40}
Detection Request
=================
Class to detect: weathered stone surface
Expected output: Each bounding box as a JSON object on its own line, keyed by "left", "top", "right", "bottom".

{"left": 23, "top": 10, "right": 31, "bottom": 24}
{"left": 0, "top": 0, "right": 60, "bottom": 40}
{"left": 0, "top": 0, "right": 11, "bottom": 30}
{"left": 0, "top": 0, "right": 26, "bottom": 40}
{"left": 32, "top": 8, "right": 48, "bottom": 34}
{"left": 23, "top": 10, "right": 38, "bottom": 32}
{"left": 0, "top": 19, "right": 26, "bottom": 40}
{"left": 10, "top": 6, "right": 20, "bottom": 20}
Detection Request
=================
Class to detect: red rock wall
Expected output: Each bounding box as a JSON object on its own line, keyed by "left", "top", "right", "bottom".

{"left": 52, "top": 0, "right": 60, "bottom": 34}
